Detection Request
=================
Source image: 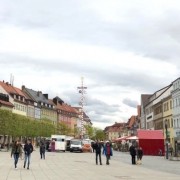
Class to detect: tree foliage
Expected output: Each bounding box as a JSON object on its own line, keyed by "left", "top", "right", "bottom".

{"left": 0, "top": 109, "right": 56, "bottom": 138}
{"left": 57, "top": 122, "right": 71, "bottom": 135}
{"left": 84, "top": 124, "right": 94, "bottom": 139}
{"left": 91, "top": 127, "right": 105, "bottom": 140}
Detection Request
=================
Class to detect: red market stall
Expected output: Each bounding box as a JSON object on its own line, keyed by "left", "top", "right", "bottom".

{"left": 137, "top": 130, "right": 164, "bottom": 156}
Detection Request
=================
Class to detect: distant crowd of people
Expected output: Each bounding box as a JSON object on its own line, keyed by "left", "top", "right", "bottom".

{"left": 92, "top": 140, "right": 144, "bottom": 165}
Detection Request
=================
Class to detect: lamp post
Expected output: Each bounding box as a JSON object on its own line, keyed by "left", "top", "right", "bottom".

{"left": 165, "top": 120, "right": 168, "bottom": 159}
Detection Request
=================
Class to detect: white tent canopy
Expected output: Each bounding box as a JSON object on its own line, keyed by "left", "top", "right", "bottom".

{"left": 126, "top": 136, "right": 138, "bottom": 140}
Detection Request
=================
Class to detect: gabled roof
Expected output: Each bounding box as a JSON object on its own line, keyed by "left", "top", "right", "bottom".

{"left": 127, "top": 116, "right": 136, "bottom": 129}
{"left": 141, "top": 94, "right": 151, "bottom": 107}
{"left": 145, "top": 84, "right": 172, "bottom": 108}
{"left": 25, "top": 88, "right": 52, "bottom": 105}
{"left": 54, "top": 96, "right": 64, "bottom": 103}
{"left": 111, "top": 122, "right": 126, "bottom": 127}
{"left": 49, "top": 99, "right": 66, "bottom": 111}
{"left": 0, "top": 81, "right": 19, "bottom": 96}
{"left": 13, "top": 87, "right": 26, "bottom": 98}
{"left": 108, "top": 126, "right": 122, "bottom": 133}
{"left": 22, "top": 91, "right": 34, "bottom": 101}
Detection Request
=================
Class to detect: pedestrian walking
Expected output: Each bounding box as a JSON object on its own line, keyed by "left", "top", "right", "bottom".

{"left": 24, "top": 139, "right": 33, "bottom": 170}
{"left": 40, "top": 142, "right": 46, "bottom": 159}
{"left": 169, "top": 146, "right": 173, "bottom": 156}
{"left": 94, "top": 139, "right": 103, "bottom": 165}
{"left": 91, "top": 142, "right": 95, "bottom": 153}
{"left": 103, "top": 141, "right": 113, "bottom": 165}
{"left": 11, "top": 140, "right": 22, "bottom": 170}
{"left": 129, "top": 144, "right": 136, "bottom": 165}
{"left": 137, "top": 147, "right": 143, "bottom": 164}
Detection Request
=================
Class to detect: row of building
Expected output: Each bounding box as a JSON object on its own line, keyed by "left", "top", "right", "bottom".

{"left": 105, "top": 77, "right": 180, "bottom": 150}
{"left": 0, "top": 80, "right": 92, "bottom": 136}
{"left": 104, "top": 105, "right": 140, "bottom": 141}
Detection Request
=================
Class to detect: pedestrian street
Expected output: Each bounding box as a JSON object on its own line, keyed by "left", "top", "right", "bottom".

{"left": 0, "top": 150, "right": 179, "bottom": 180}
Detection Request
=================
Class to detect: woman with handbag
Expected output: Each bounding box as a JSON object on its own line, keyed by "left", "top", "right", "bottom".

{"left": 102, "top": 141, "right": 113, "bottom": 165}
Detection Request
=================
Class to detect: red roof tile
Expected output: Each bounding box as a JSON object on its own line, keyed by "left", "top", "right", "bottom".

{"left": 0, "top": 100, "right": 14, "bottom": 107}
{"left": 128, "top": 116, "right": 136, "bottom": 129}
{"left": 13, "top": 87, "right": 27, "bottom": 98}
{"left": 48, "top": 99, "right": 66, "bottom": 111}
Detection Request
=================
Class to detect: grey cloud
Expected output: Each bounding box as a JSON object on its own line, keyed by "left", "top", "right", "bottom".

{"left": 0, "top": 53, "right": 174, "bottom": 94}
{"left": 122, "top": 98, "right": 138, "bottom": 108}
{"left": 1, "top": 0, "right": 180, "bottom": 64}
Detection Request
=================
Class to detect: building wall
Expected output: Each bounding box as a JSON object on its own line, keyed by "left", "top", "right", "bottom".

{"left": 108, "top": 132, "right": 119, "bottom": 140}
{"left": 27, "top": 105, "right": 35, "bottom": 119}
{"left": 0, "top": 105, "right": 13, "bottom": 111}
{"left": 163, "top": 97, "right": 174, "bottom": 149}
{"left": 35, "top": 107, "right": 41, "bottom": 120}
{"left": 0, "top": 86, "right": 14, "bottom": 104}
{"left": 70, "top": 116, "right": 77, "bottom": 130}
{"left": 172, "top": 79, "right": 180, "bottom": 150}
{"left": 41, "top": 108, "right": 57, "bottom": 125}
{"left": 140, "top": 102, "right": 145, "bottom": 129}
{"left": 58, "top": 114, "right": 71, "bottom": 127}
{"left": 12, "top": 102, "right": 27, "bottom": 116}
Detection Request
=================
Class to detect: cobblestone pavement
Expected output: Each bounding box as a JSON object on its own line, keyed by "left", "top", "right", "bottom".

{"left": 112, "top": 151, "right": 180, "bottom": 175}
{"left": 0, "top": 150, "right": 180, "bottom": 180}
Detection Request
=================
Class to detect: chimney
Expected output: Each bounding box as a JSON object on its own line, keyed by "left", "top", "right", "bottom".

{"left": 6, "top": 82, "right": 9, "bottom": 86}
{"left": 37, "top": 91, "right": 40, "bottom": 96}
{"left": 22, "top": 85, "right": 25, "bottom": 91}
{"left": 43, "top": 94, "right": 48, "bottom": 99}
{"left": 3, "top": 80, "right": 4, "bottom": 83}
{"left": 115, "top": 122, "right": 117, "bottom": 124}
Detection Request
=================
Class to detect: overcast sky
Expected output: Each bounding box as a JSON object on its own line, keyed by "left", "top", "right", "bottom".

{"left": 0, "top": 0, "right": 180, "bottom": 129}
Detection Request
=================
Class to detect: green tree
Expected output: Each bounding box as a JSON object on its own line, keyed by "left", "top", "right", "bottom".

{"left": 57, "top": 122, "right": 71, "bottom": 135}
{"left": 84, "top": 124, "right": 94, "bottom": 139}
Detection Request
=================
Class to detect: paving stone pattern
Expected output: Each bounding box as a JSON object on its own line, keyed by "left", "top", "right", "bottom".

{"left": 0, "top": 149, "right": 180, "bottom": 180}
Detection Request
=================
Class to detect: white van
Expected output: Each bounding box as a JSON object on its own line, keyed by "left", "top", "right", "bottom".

{"left": 70, "top": 139, "right": 83, "bottom": 153}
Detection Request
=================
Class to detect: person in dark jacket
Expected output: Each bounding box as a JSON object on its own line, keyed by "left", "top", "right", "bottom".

{"left": 129, "top": 144, "right": 136, "bottom": 165}
{"left": 24, "top": 139, "right": 33, "bottom": 170}
{"left": 94, "top": 139, "right": 103, "bottom": 165}
{"left": 137, "top": 147, "right": 143, "bottom": 161}
{"left": 103, "top": 142, "right": 113, "bottom": 165}
{"left": 40, "top": 142, "right": 46, "bottom": 159}
{"left": 11, "top": 140, "right": 22, "bottom": 169}
{"left": 91, "top": 142, "right": 95, "bottom": 153}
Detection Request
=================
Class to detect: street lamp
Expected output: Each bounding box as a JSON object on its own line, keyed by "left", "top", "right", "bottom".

{"left": 165, "top": 120, "right": 168, "bottom": 159}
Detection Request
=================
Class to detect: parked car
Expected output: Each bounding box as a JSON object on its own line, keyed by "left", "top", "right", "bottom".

{"left": 70, "top": 139, "right": 83, "bottom": 153}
